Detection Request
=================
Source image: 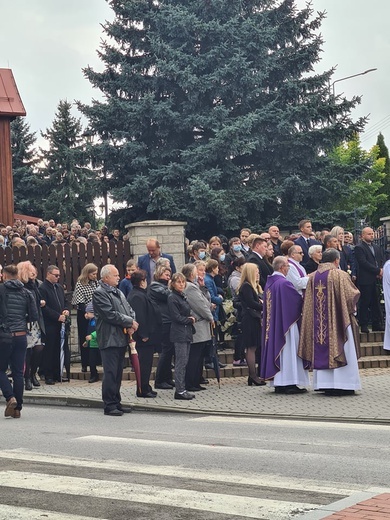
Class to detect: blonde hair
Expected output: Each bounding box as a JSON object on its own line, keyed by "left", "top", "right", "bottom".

{"left": 17, "top": 260, "right": 36, "bottom": 284}
{"left": 330, "top": 226, "right": 344, "bottom": 245}
{"left": 247, "top": 233, "right": 261, "bottom": 249}
{"left": 238, "top": 263, "right": 262, "bottom": 294}
{"left": 78, "top": 263, "right": 98, "bottom": 285}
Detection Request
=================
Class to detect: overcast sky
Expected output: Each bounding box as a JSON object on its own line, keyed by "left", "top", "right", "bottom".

{"left": 1, "top": 0, "right": 388, "bottom": 149}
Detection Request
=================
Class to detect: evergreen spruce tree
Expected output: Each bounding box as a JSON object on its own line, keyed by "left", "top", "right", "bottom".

{"left": 80, "top": 0, "right": 365, "bottom": 236}
{"left": 39, "top": 100, "right": 96, "bottom": 223}
{"left": 372, "top": 132, "right": 390, "bottom": 224}
{"left": 11, "top": 118, "right": 41, "bottom": 216}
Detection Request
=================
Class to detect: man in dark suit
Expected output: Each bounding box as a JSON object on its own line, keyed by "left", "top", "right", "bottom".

{"left": 38, "top": 265, "right": 70, "bottom": 385}
{"left": 354, "top": 227, "right": 384, "bottom": 333}
{"left": 247, "top": 237, "right": 274, "bottom": 290}
{"left": 294, "top": 219, "right": 321, "bottom": 265}
{"left": 138, "top": 238, "right": 176, "bottom": 284}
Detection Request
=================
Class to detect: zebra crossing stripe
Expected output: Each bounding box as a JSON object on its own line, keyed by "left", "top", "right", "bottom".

{"left": 0, "top": 470, "right": 318, "bottom": 519}
{"left": 0, "top": 504, "right": 107, "bottom": 520}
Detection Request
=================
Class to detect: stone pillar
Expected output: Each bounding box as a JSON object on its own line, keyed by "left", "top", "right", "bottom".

{"left": 126, "top": 220, "right": 187, "bottom": 270}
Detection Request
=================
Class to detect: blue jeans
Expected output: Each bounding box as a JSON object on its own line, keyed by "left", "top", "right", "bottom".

{"left": 0, "top": 335, "right": 28, "bottom": 410}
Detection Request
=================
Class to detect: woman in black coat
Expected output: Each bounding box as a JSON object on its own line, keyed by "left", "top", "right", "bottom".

{"left": 148, "top": 265, "right": 174, "bottom": 389}
{"left": 238, "top": 263, "right": 264, "bottom": 386}
{"left": 167, "top": 273, "right": 195, "bottom": 401}
{"left": 128, "top": 270, "right": 162, "bottom": 398}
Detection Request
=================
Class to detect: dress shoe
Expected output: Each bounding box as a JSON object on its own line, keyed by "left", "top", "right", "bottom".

{"left": 218, "top": 362, "right": 227, "bottom": 368}
{"left": 89, "top": 376, "right": 99, "bottom": 384}
{"left": 104, "top": 408, "right": 123, "bottom": 416}
{"left": 325, "top": 389, "right": 355, "bottom": 396}
{"left": 4, "top": 397, "right": 17, "bottom": 417}
{"left": 81, "top": 367, "right": 87, "bottom": 373}
{"left": 284, "top": 385, "right": 308, "bottom": 395}
{"left": 174, "top": 391, "right": 195, "bottom": 400}
{"left": 186, "top": 386, "right": 206, "bottom": 392}
{"left": 32, "top": 374, "right": 40, "bottom": 387}
{"left": 148, "top": 386, "right": 158, "bottom": 396}
{"left": 136, "top": 392, "right": 157, "bottom": 398}
{"left": 372, "top": 326, "right": 385, "bottom": 332}
{"left": 24, "top": 378, "right": 33, "bottom": 391}
{"left": 155, "top": 382, "right": 174, "bottom": 390}
{"left": 204, "top": 363, "right": 214, "bottom": 370}
{"left": 248, "top": 376, "right": 266, "bottom": 386}
{"left": 274, "top": 386, "right": 286, "bottom": 394}
{"left": 166, "top": 380, "right": 175, "bottom": 387}
{"left": 45, "top": 379, "right": 55, "bottom": 385}
{"left": 61, "top": 377, "right": 70, "bottom": 383}
{"left": 199, "top": 378, "right": 209, "bottom": 385}
{"left": 360, "top": 327, "right": 369, "bottom": 334}
{"left": 12, "top": 409, "right": 21, "bottom": 419}
{"left": 118, "top": 406, "right": 133, "bottom": 413}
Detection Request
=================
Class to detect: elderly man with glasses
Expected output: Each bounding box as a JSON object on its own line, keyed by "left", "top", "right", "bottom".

{"left": 39, "top": 265, "right": 69, "bottom": 385}
{"left": 286, "top": 245, "right": 309, "bottom": 296}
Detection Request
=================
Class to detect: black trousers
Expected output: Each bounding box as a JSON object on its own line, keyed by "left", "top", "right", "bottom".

{"left": 137, "top": 343, "right": 155, "bottom": 395}
{"left": 185, "top": 341, "right": 207, "bottom": 389}
{"left": 89, "top": 348, "right": 100, "bottom": 378}
{"left": 42, "top": 326, "right": 61, "bottom": 381}
{"left": 155, "top": 324, "right": 174, "bottom": 385}
{"left": 100, "top": 346, "right": 126, "bottom": 413}
{"left": 358, "top": 283, "right": 383, "bottom": 329}
{"left": 77, "top": 309, "right": 90, "bottom": 369}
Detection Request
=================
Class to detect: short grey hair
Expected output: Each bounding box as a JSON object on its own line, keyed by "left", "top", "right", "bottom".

{"left": 100, "top": 264, "right": 115, "bottom": 279}
{"left": 321, "top": 248, "right": 340, "bottom": 263}
{"left": 308, "top": 245, "right": 322, "bottom": 257}
{"left": 272, "top": 256, "right": 288, "bottom": 272}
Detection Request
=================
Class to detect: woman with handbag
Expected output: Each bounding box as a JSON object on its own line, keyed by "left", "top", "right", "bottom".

{"left": 17, "top": 261, "right": 46, "bottom": 390}
{"left": 238, "top": 263, "right": 265, "bottom": 386}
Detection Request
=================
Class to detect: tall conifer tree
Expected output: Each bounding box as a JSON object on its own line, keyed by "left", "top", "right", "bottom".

{"left": 80, "top": 0, "right": 364, "bottom": 235}
{"left": 372, "top": 132, "right": 390, "bottom": 224}
{"left": 39, "top": 100, "right": 96, "bottom": 223}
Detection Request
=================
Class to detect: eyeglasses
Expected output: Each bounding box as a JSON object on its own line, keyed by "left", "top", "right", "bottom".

{"left": 295, "top": 252, "right": 304, "bottom": 255}
{"left": 52, "top": 273, "right": 60, "bottom": 278}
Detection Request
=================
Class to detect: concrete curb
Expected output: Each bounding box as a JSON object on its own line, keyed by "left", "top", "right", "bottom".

{"left": 22, "top": 394, "right": 390, "bottom": 424}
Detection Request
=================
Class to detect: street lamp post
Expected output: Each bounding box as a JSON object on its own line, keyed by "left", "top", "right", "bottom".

{"left": 331, "top": 68, "right": 377, "bottom": 96}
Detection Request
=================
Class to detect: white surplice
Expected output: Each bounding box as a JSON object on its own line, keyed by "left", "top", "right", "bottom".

{"left": 383, "top": 260, "right": 390, "bottom": 351}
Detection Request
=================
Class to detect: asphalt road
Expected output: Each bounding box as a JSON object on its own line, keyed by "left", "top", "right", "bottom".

{"left": 1, "top": 406, "right": 389, "bottom": 519}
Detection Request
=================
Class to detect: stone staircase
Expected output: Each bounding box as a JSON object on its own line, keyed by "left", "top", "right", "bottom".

{"left": 68, "top": 331, "right": 389, "bottom": 381}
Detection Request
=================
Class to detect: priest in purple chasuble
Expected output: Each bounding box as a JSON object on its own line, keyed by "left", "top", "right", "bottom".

{"left": 260, "top": 256, "right": 310, "bottom": 394}
{"left": 298, "top": 248, "right": 361, "bottom": 395}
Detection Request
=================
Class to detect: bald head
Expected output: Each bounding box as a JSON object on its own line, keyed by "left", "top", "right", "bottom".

{"left": 361, "top": 227, "right": 374, "bottom": 244}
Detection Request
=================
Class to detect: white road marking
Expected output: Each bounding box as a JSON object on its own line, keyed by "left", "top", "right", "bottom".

{"left": 0, "top": 470, "right": 318, "bottom": 519}
{"left": 0, "top": 504, "right": 107, "bottom": 520}
{"left": 190, "top": 416, "right": 390, "bottom": 430}
{"left": 0, "top": 449, "right": 362, "bottom": 496}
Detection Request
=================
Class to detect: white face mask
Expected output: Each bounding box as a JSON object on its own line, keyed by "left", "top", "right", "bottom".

{"left": 198, "top": 251, "right": 206, "bottom": 260}
{"left": 220, "top": 254, "right": 226, "bottom": 262}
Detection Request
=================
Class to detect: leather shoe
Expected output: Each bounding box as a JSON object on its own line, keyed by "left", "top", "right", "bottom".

{"left": 166, "top": 380, "right": 175, "bottom": 387}
{"left": 360, "top": 327, "right": 369, "bottom": 334}
{"left": 285, "top": 385, "right": 308, "bottom": 395}
{"left": 25, "top": 378, "right": 33, "bottom": 391}
{"left": 204, "top": 363, "right": 213, "bottom": 370}
{"left": 12, "top": 409, "right": 21, "bottom": 419}
{"left": 118, "top": 406, "right": 133, "bottom": 413}
{"left": 174, "top": 391, "right": 195, "bottom": 400}
{"left": 218, "top": 362, "right": 227, "bottom": 368}
{"left": 186, "top": 386, "right": 206, "bottom": 392}
{"left": 155, "top": 382, "right": 174, "bottom": 390}
{"left": 136, "top": 392, "right": 157, "bottom": 398}
{"left": 32, "top": 375, "right": 40, "bottom": 387}
{"left": 104, "top": 409, "right": 123, "bottom": 416}
{"left": 89, "top": 376, "right": 99, "bottom": 383}
{"left": 45, "top": 379, "right": 55, "bottom": 385}
{"left": 4, "top": 397, "right": 17, "bottom": 417}
{"left": 199, "top": 378, "right": 209, "bottom": 385}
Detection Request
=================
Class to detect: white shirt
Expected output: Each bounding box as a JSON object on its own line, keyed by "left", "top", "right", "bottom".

{"left": 286, "top": 258, "right": 309, "bottom": 295}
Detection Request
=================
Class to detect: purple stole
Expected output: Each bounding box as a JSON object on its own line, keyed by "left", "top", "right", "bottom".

{"left": 312, "top": 270, "right": 331, "bottom": 369}
{"left": 288, "top": 259, "right": 305, "bottom": 277}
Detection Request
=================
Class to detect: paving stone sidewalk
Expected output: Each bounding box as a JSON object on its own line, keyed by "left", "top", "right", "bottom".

{"left": 21, "top": 367, "right": 390, "bottom": 423}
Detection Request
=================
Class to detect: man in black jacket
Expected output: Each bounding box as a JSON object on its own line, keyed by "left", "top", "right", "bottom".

{"left": 247, "top": 237, "right": 274, "bottom": 290}
{"left": 39, "top": 265, "right": 70, "bottom": 385}
{"left": 0, "top": 265, "right": 38, "bottom": 419}
{"left": 93, "top": 264, "right": 139, "bottom": 416}
{"left": 355, "top": 227, "right": 384, "bottom": 333}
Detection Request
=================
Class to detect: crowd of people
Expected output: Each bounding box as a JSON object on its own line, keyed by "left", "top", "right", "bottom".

{"left": 0, "top": 217, "right": 388, "bottom": 418}
{"left": 0, "top": 218, "right": 127, "bottom": 249}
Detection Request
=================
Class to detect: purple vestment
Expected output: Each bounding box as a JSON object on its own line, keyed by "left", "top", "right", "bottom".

{"left": 260, "top": 274, "right": 304, "bottom": 380}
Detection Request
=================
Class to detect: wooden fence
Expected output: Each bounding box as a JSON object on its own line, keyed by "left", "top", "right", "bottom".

{"left": 0, "top": 241, "right": 133, "bottom": 292}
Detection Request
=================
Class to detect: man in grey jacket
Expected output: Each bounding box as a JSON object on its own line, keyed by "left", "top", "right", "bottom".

{"left": 93, "top": 265, "right": 139, "bottom": 416}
